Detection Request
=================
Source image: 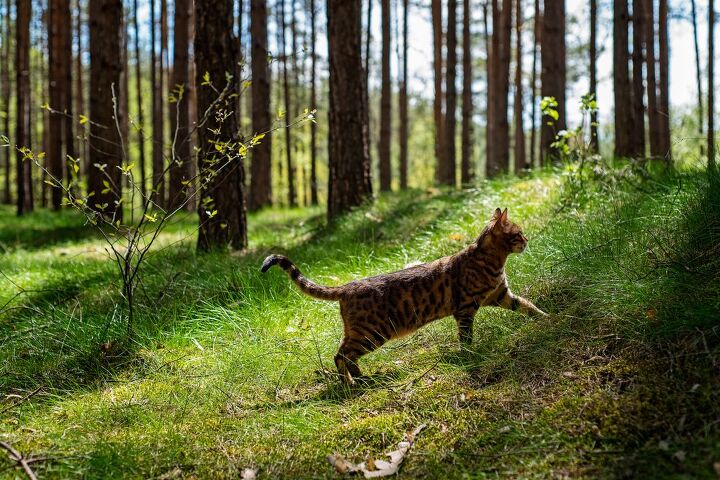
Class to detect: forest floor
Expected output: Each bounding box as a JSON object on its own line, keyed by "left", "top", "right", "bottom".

{"left": 1, "top": 166, "right": 719, "bottom": 479}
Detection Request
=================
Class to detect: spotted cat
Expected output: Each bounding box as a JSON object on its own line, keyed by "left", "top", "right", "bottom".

{"left": 261, "top": 208, "right": 546, "bottom": 384}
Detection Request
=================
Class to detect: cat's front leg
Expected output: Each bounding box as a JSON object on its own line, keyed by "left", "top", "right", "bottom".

{"left": 495, "top": 287, "right": 547, "bottom": 318}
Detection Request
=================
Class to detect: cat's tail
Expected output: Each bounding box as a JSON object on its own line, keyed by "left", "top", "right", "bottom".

{"left": 260, "top": 254, "right": 344, "bottom": 301}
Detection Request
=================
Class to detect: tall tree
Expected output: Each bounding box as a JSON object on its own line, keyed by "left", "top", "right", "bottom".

{"left": 309, "top": 0, "right": 318, "bottom": 203}
{"left": 589, "top": 0, "right": 598, "bottom": 152}
{"left": 440, "top": 0, "right": 458, "bottom": 185}
{"left": 249, "top": 0, "right": 272, "bottom": 210}
{"left": 150, "top": 0, "right": 165, "bottom": 206}
{"left": 460, "top": 0, "right": 472, "bottom": 184}
{"left": 487, "top": 0, "right": 511, "bottom": 178}
{"left": 195, "top": 0, "right": 247, "bottom": 250}
{"left": 644, "top": 0, "right": 661, "bottom": 158}
{"left": 709, "top": 0, "right": 715, "bottom": 169}
{"left": 432, "top": 0, "right": 444, "bottom": 182}
{"left": 658, "top": 0, "right": 670, "bottom": 160}
{"left": 398, "top": 0, "right": 409, "bottom": 189}
{"left": 16, "top": 0, "right": 33, "bottom": 215}
{"left": 279, "top": 0, "right": 296, "bottom": 206}
{"left": 378, "top": 0, "right": 392, "bottom": 191}
{"left": 1, "top": 0, "right": 11, "bottom": 203}
{"left": 133, "top": 0, "right": 147, "bottom": 200}
{"left": 631, "top": 0, "right": 645, "bottom": 156}
{"left": 539, "top": 0, "right": 566, "bottom": 162}
{"left": 514, "top": 0, "right": 527, "bottom": 172}
{"left": 88, "top": 0, "right": 123, "bottom": 219}
{"left": 691, "top": 0, "right": 704, "bottom": 156}
{"left": 529, "top": 0, "right": 539, "bottom": 168}
{"left": 75, "top": 0, "right": 87, "bottom": 170}
{"left": 168, "top": 0, "right": 191, "bottom": 210}
{"left": 48, "top": 0, "right": 74, "bottom": 210}
{"left": 364, "top": 0, "right": 373, "bottom": 172}
{"left": 614, "top": 0, "right": 633, "bottom": 157}
{"left": 326, "top": 0, "right": 372, "bottom": 219}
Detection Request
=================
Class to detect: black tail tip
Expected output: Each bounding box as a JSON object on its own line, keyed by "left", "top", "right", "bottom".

{"left": 260, "top": 255, "right": 279, "bottom": 273}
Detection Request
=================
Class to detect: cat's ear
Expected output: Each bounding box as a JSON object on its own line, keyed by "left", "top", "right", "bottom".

{"left": 499, "top": 208, "right": 509, "bottom": 224}
{"left": 493, "top": 207, "right": 502, "bottom": 219}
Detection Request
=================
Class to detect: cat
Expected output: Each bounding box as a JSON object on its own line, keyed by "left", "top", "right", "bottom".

{"left": 261, "top": 208, "right": 547, "bottom": 384}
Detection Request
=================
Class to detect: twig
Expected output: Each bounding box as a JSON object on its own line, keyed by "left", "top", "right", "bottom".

{"left": 0, "top": 441, "right": 39, "bottom": 480}
{"left": 0, "top": 386, "right": 43, "bottom": 415}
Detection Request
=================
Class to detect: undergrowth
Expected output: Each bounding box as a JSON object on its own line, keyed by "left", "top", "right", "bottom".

{"left": 0, "top": 168, "right": 718, "bottom": 478}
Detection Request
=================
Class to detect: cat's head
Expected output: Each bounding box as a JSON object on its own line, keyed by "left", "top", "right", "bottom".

{"left": 486, "top": 208, "right": 528, "bottom": 254}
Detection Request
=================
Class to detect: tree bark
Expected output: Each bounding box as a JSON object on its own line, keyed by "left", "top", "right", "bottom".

{"left": 309, "top": 0, "right": 318, "bottom": 203}
{"left": 614, "top": 0, "right": 634, "bottom": 158}
{"left": 249, "top": 0, "right": 272, "bottom": 210}
{"left": 364, "top": 0, "right": 373, "bottom": 172}
{"left": 16, "top": 0, "right": 33, "bottom": 215}
{"left": 150, "top": 0, "right": 165, "bottom": 207}
{"left": 399, "top": 0, "right": 409, "bottom": 189}
{"left": 168, "top": 0, "right": 191, "bottom": 210}
{"left": 529, "top": 0, "right": 539, "bottom": 168}
{"left": 691, "top": 0, "right": 704, "bottom": 156}
{"left": 589, "top": 0, "right": 598, "bottom": 152}
{"left": 1, "top": 0, "right": 10, "bottom": 204}
{"left": 631, "top": 0, "right": 645, "bottom": 156}
{"left": 460, "top": 0, "right": 472, "bottom": 184}
{"left": 644, "top": 0, "right": 661, "bottom": 158}
{"left": 88, "top": 0, "right": 123, "bottom": 219}
{"left": 514, "top": 0, "right": 527, "bottom": 172}
{"left": 75, "top": 0, "right": 87, "bottom": 173}
{"left": 378, "top": 0, "right": 392, "bottom": 191}
{"left": 432, "top": 0, "right": 445, "bottom": 183}
{"left": 709, "top": 0, "right": 715, "bottom": 169}
{"left": 327, "top": 0, "right": 372, "bottom": 220}
{"left": 279, "top": 0, "right": 296, "bottom": 206}
{"left": 133, "top": 0, "right": 147, "bottom": 201}
{"left": 487, "top": 0, "right": 511, "bottom": 177}
{"left": 195, "top": 0, "right": 247, "bottom": 251}
{"left": 658, "top": 0, "right": 670, "bottom": 161}
{"left": 539, "top": 0, "right": 566, "bottom": 163}
{"left": 440, "top": 0, "right": 458, "bottom": 185}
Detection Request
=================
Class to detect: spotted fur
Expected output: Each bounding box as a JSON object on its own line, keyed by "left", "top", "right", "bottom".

{"left": 261, "top": 208, "right": 547, "bottom": 384}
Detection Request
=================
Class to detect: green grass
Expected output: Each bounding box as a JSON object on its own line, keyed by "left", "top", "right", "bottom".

{"left": 1, "top": 168, "right": 719, "bottom": 479}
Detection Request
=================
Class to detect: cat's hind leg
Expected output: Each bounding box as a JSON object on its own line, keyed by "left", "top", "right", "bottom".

{"left": 334, "top": 329, "right": 387, "bottom": 385}
{"left": 454, "top": 310, "right": 477, "bottom": 349}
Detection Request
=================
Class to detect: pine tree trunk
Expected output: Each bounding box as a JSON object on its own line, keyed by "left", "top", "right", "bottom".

{"left": 529, "top": 0, "right": 539, "bottom": 168}
{"left": 49, "top": 0, "right": 70, "bottom": 210}
{"left": 461, "top": 0, "right": 472, "bottom": 184}
{"left": 432, "top": 0, "right": 444, "bottom": 183}
{"left": 658, "top": 0, "right": 670, "bottom": 161}
{"left": 195, "top": 0, "right": 247, "bottom": 251}
{"left": 614, "top": 0, "right": 633, "bottom": 158}
{"left": 168, "top": 0, "right": 191, "bottom": 211}
{"left": 398, "top": 0, "right": 409, "bottom": 189}
{"left": 1, "top": 0, "right": 10, "bottom": 204}
{"left": 279, "top": 0, "right": 296, "bottom": 206}
{"left": 485, "top": 0, "right": 493, "bottom": 173}
{"left": 16, "top": 0, "right": 33, "bottom": 215}
{"left": 327, "top": 0, "right": 372, "bottom": 220}
{"left": 75, "top": 0, "right": 87, "bottom": 174}
{"left": 151, "top": 0, "right": 165, "bottom": 207}
{"left": 691, "top": 0, "right": 704, "bottom": 156}
{"left": 709, "top": 0, "right": 715, "bottom": 169}
{"left": 631, "top": 0, "right": 645, "bottom": 156}
{"left": 514, "top": 0, "right": 527, "bottom": 173}
{"left": 644, "top": 0, "right": 661, "bottom": 158}
{"left": 378, "top": 0, "right": 392, "bottom": 191}
{"left": 364, "top": 0, "right": 373, "bottom": 172}
{"left": 487, "top": 0, "right": 511, "bottom": 178}
{"left": 309, "top": 0, "right": 318, "bottom": 204}
{"left": 133, "top": 0, "right": 147, "bottom": 201}
{"left": 539, "top": 0, "right": 566, "bottom": 163}
{"left": 589, "top": 0, "right": 598, "bottom": 152}
{"left": 440, "top": 0, "right": 457, "bottom": 185}
{"left": 88, "top": 0, "right": 123, "bottom": 220}
{"left": 249, "top": 0, "right": 272, "bottom": 210}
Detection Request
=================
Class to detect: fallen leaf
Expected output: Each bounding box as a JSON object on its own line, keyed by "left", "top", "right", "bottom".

{"left": 673, "top": 450, "right": 686, "bottom": 462}
{"left": 562, "top": 371, "right": 577, "bottom": 379}
{"left": 327, "top": 424, "right": 426, "bottom": 478}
